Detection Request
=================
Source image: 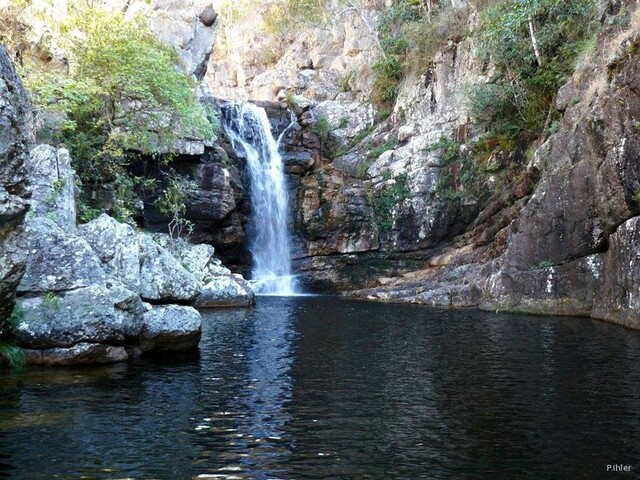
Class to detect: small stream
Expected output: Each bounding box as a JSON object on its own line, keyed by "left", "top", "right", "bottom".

{"left": 1, "top": 297, "right": 639, "bottom": 479}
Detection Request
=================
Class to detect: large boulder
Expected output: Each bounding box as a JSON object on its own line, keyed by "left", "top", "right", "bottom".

{"left": 80, "top": 214, "right": 200, "bottom": 303}
{"left": 14, "top": 283, "right": 146, "bottom": 349}
{"left": 152, "top": 234, "right": 256, "bottom": 306}
{"left": 154, "top": 235, "right": 232, "bottom": 280}
{"left": 194, "top": 275, "right": 255, "bottom": 308}
{"left": 18, "top": 217, "right": 106, "bottom": 293}
{"left": 138, "top": 235, "right": 201, "bottom": 303}
{"left": 140, "top": 305, "right": 202, "bottom": 351}
{"left": 0, "top": 44, "right": 31, "bottom": 327}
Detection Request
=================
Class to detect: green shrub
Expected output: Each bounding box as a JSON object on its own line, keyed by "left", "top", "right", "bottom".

{"left": 24, "top": 5, "right": 216, "bottom": 224}
{"left": 0, "top": 343, "right": 26, "bottom": 369}
{"left": 7, "top": 304, "right": 24, "bottom": 329}
{"left": 372, "top": 1, "right": 470, "bottom": 109}
{"left": 371, "top": 172, "right": 411, "bottom": 231}
{"left": 472, "top": 0, "right": 597, "bottom": 144}
{"left": 366, "top": 138, "right": 398, "bottom": 161}
{"left": 313, "top": 116, "right": 331, "bottom": 142}
{"left": 263, "top": 0, "right": 329, "bottom": 34}
{"left": 338, "top": 71, "right": 356, "bottom": 93}
{"left": 155, "top": 173, "right": 199, "bottom": 239}
{"left": 372, "top": 57, "right": 403, "bottom": 108}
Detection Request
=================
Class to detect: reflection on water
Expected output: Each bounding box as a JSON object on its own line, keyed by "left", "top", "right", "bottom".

{"left": 0, "top": 297, "right": 639, "bottom": 479}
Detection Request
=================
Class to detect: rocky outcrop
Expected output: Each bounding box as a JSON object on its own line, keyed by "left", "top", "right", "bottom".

{"left": 0, "top": 44, "right": 31, "bottom": 329}
{"left": 14, "top": 144, "right": 254, "bottom": 365}
{"left": 150, "top": 0, "right": 218, "bottom": 80}
{"left": 479, "top": 26, "right": 640, "bottom": 326}
{"left": 80, "top": 215, "right": 201, "bottom": 303}
{"left": 15, "top": 209, "right": 204, "bottom": 363}
{"left": 208, "top": 1, "right": 382, "bottom": 103}
{"left": 347, "top": 11, "right": 640, "bottom": 330}
{"left": 18, "top": 217, "right": 107, "bottom": 293}
{"left": 27, "top": 145, "right": 76, "bottom": 231}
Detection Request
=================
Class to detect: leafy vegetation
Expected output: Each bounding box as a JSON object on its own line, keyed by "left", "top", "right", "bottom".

{"left": 470, "top": 0, "right": 597, "bottom": 150}
{"left": 372, "top": 0, "right": 470, "bottom": 108}
{"left": 1, "top": 304, "right": 26, "bottom": 369}
{"left": 0, "top": 342, "right": 26, "bottom": 369}
{"left": 23, "top": 4, "right": 216, "bottom": 226}
{"left": 0, "top": 0, "right": 30, "bottom": 60}
{"left": 155, "top": 173, "right": 199, "bottom": 239}
{"left": 43, "top": 291, "right": 61, "bottom": 309}
{"left": 6, "top": 304, "right": 24, "bottom": 330}
{"left": 263, "top": 0, "right": 330, "bottom": 34}
{"left": 370, "top": 172, "right": 411, "bottom": 231}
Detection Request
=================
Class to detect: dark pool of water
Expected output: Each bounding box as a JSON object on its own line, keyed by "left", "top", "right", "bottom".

{"left": 1, "top": 297, "right": 640, "bottom": 479}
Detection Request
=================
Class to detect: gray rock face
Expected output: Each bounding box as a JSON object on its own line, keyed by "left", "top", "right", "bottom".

{"left": 194, "top": 275, "right": 255, "bottom": 308}
{"left": 19, "top": 217, "right": 106, "bottom": 293}
{"left": 27, "top": 145, "right": 76, "bottom": 232}
{"left": 80, "top": 215, "right": 200, "bottom": 303}
{"left": 154, "top": 234, "right": 255, "bottom": 306}
{"left": 14, "top": 283, "right": 146, "bottom": 348}
{"left": 140, "top": 305, "right": 202, "bottom": 351}
{"left": 592, "top": 217, "right": 640, "bottom": 329}
{"left": 138, "top": 235, "right": 201, "bottom": 303}
{"left": 150, "top": 0, "right": 217, "bottom": 79}
{"left": 153, "top": 236, "right": 233, "bottom": 281}
{"left": 0, "top": 44, "right": 31, "bottom": 327}
{"left": 346, "top": 23, "right": 640, "bottom": 330}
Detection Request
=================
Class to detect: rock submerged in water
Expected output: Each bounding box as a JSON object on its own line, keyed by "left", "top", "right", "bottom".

{"left": 24, "top": 343, "right": 129, "bottom": 366}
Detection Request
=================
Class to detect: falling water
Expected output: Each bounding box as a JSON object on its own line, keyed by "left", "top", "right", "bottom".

{"left": 222, "top": 103, "right": 299, "bottom": 295}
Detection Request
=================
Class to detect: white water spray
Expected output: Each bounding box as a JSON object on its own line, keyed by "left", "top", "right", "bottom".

{"left": 222, "top": 103, "right": 299, "bottom": 295}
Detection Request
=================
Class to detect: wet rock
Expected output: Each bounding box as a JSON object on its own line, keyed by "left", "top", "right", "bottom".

{"left": 140, "top": 305, "right": 202, "bottom": 351}
{"left": 593, "top": 217, "right": 640, "bottom": 328}
{"left": 194, "top": 275, "right": 255, "bottom": 308}
{"left": 482, "top": 255, "right": 603, "bottom": 317}
{"left": 283, "top": 151, "right": 314, "bottom": 174}
{"left": 25, "top": 343, "right": 129, "bottom": 366}
{"left": 184, "top": 162, "right": 237, "bottom": 221}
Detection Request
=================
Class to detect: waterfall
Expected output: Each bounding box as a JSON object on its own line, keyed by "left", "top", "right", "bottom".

{"left": 221, "top": 103, "right": 299, "bottom": 295}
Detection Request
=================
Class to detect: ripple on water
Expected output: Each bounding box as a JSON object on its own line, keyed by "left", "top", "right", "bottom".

{"left": 0, "top": 297, "right": 639, "bottom": 479}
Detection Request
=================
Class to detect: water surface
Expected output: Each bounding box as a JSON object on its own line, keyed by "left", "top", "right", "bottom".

{"left": 1, "top": 297, "right": 639, "bottom": 479}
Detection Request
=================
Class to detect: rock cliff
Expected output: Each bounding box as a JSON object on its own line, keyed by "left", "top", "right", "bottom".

{"left": 0, "top": 44, "right": 31, "bottom": 333}
{"left": 202, "top": 1, "right": 640, "bottom": 329}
